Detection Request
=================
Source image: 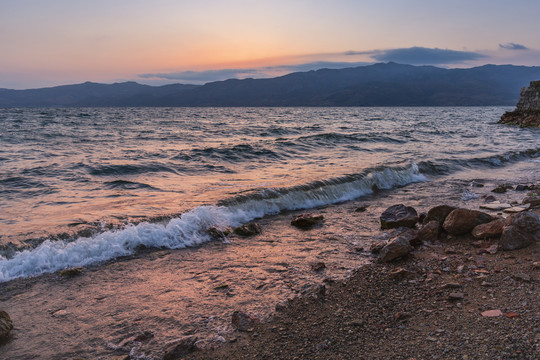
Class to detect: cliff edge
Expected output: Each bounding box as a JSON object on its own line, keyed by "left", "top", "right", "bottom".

{"left": 499, "top": 80, "right": 540, "bottom": 127}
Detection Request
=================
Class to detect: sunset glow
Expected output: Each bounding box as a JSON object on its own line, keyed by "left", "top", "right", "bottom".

{"left": 1, "top": 0, "right": 540, "bottom": 88}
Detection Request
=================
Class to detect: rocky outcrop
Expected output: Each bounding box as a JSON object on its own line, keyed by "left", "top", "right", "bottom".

{"left": 499, "top": 80, "right": 540, "bottom": 127}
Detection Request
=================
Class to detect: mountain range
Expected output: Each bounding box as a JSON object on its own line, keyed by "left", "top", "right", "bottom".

{"left": 2, "top": 62, "right": 540, "bottom": 107}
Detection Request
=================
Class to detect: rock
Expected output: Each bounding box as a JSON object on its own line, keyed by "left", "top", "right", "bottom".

{"left": 231, "top": 311, "right": 258, "bottom": 331}
{"left": 206, "top": 226, "right": 232, "bottom": 239}
{"left": 479, "top": 202, "right": 512, "bottom": 211}
{"left": 0, "top": 311, "right": 13, "bottom": 342}
{"left": 417, "top": 220, "right": 439, "bottom": 243}
{"left": 448, "top": 292, "right": 464, "bottom": 300}
{"left": 233, "top": 223, "right": 261, "bottom": 237}
{"left": 483, "top": 195, "right": 497, "bottom": 202}
{"left": 58, "top": 267, "right": 83, "bottom": 277}
{"left": 442, "top": 282, "right": 462, "bottom": 289}
{"left": 513, "top": 273, "right": 531, "bottom": 282}
{"left": 194, "top": 335, "right": 226, "bottom": 351}
{"left": 443, "top": 208, "right": 493, "bottom": 236}
{"left": 291, "top": 214, "right": 324, "bottom": 229}
{"left": 505, "top": 312, "right": 520, "bottom": 319}
{"left": 504, "top": 206, "right": 529, "bottom": 213}
{"left": 423, "top": 205, "right": 456, "bottom": 226}
{"left": 471, "top": 180, "right": 484, "bottom": 187}
{"left": 491, "top": 184, "right": 513, "bottom": 193}
{"left": 163, "top": 335, "right": 199, "bottom": 360}
{"left": 369, "top": 241, "right": 386, "bottom": 254}
{"left": 378, "top": 232, "right": 414, "bottom": 262}
{"left": 310, "top": 262, "right": 326, "bottom": 272}
{"left": 499, "top": 80, "right": 540, "bottom": 127}
{"left": 522, "top": 195, "right": 540, "bottom": 208}
{"left": 481, "top": 309, "right": 503, "bottom": 317}
{"left": 515, "top": 184, "right": 529, "bottom": 191}
{"left": 471, "top": 218, "right": 505, "bottom": 239}
{"left": 389, "top": 268, "right": 412, "bottom": 279}
{"left": 499, "top": 212, "right": 540, "bottom": 250}
{"left": 354, "top": 205, "right": 368, "bottom": 213}
{"left": 380, "top": 204, "right": 418, "bottom": 230}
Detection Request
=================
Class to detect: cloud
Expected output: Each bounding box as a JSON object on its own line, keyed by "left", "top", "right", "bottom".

{"left": 352, "top": 46, "right": 486, "bottom": 65}
{"left": 499, "top": 43, "right": 529, "bottom": 50}
{"left": 139, "top": 61, "right": 371, "bottom": 84}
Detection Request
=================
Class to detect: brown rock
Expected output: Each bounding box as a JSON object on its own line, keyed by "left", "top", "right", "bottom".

{"left": 389, "top": 268, "right": 412, "bottom": 279}
{"left": 491, "top": 184, "right": 513, "bottom": 193}
{"left": 378, "top": 232, "right": 414, "bottom": 262}
{"left": 499, "top": 211, "right": 540, "bottom": 250}
{"left": 310, "top": 262, "right": 326, "bottom": 272}
{"left": 291, "top": 214, "right": 324, "bottom": 229}
{"left": 380, "top": 204, "right": 418, "bottom": 230}
{"left": 233, "top": 223, "right": 261, "bottom": 237}
{"left": 417, "top": 220, "right": 439, "bottom": 243}
{"left": 369, "top": 241, "right": 386, "bottom": 254}
{"left": 423, "top": 205, "right": 456, "bottom": 226}
{"left": 443, "top": 208, "right": 493, "bottom": 236}
{"left": 163, "top": 335, "right": 199, "bottom": 360}
{"left": 505, "top": 312, "right": 520, "bottom": 319}
{"left": 231, "top": 311, "right": 258, "bottom": 331}
{"left": 471, "top": 218, "right": 505, "bottom": 239}
{"left": 58, "top": 267, "right": 84, "bottom": 277}
{"left": 0, "top": 310, "right": 13, "bottom": 342}
{"left": 448, "top": 292, "right": 464, "bottom": 300}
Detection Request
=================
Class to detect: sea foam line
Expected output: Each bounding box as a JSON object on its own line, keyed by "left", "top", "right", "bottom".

{"left": 0, "top": 163, "right": 426, "bottom": 282}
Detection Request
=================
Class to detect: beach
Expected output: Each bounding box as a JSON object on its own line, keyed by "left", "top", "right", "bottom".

{"left": 1, "top": 107, "right": 540, "bottom": 359}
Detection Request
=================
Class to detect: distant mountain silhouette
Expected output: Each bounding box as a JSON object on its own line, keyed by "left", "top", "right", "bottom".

{"left": 2, "top": 63, "right": 540, "bottom": 107}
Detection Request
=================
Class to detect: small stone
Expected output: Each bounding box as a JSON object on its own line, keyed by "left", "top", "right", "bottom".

{"left": 480, "top": 202, "right": 512, "bottom": 211}
{"left": 442, "top": 282, "right": 462, "bottom": 289}
{"left": 310, "top": 262, "right": 326, "bottom": 272}
{"left": 291, "top": 214, "right": 324, "bottom": 229}
{"left": 231, "top": 311, "right": 258, "bottom": 331}
{"left": 504, "top": 312, "right": 520, "bottom": 319}
{"left": 354, "top": 205, "right": 368, "bottom": 213}
{"left": 394, "top": 312, "right": 412, "bottom": 321}
{"left": 448, "top": 292, "right": 464, "bottom": 300}
{"left": 389, "top": 268, "right": 412, "bottom": 279}
{"left": 233, "top": 223, "right": 261, "bottom": 237}
{"left": 492, "top": 184, "right": 513, "bottom": 193}
{"left": 515, "top": 184, "right": 528, "bottom": 191}
{"left": 484, "top": 195, "right": 497, "bottom": 202}
{"left": 481, "top": 309, "right": 503, "bottom": 317}
{"left": 58, "top": 267, "right": 83, "bottom": 277}
{"left": 513, "top": 273, "right": 531, "bottom": 282}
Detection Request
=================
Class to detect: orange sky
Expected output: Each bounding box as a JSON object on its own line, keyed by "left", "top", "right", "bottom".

{"left": 1, "top": 0, "right": 539, "bottom": 88}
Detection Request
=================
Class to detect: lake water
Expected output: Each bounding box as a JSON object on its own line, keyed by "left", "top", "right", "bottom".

{"left": 1, "top": 106, "right": 539, "bottom": 281}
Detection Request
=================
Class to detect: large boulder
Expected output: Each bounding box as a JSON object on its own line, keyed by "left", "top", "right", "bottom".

{"left": 499, "top": 212, "right": 540, "bottom": 250}
{"left": 380, "top": 204, "right": 418, "bottom": 230}
{"left": 378, "top": 230, "right": 415, "bottom": 262}
{"left": 0, "top": 311, "right": 13, "bottom": 342}
{"left": 471, "top": 218, "right": 505, "bottom": 239}
{"left": 443, "top": 209, "right": 493, "bottom": 236}
{"left": 423, "top": 205, "right": 456, "bottom": 226}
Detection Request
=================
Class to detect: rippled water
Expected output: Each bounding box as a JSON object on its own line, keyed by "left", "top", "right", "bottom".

{"left": 1, "top": 106, "right": 540, "bottom": 280}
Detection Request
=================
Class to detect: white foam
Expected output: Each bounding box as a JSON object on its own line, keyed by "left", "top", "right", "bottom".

{"left": 0, "top": 163, "right": 426, "bottom": 282}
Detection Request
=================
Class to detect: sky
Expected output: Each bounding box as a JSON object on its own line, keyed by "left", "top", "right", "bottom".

{"left": 1, "top": 0, "right": 540, "bottom": 89}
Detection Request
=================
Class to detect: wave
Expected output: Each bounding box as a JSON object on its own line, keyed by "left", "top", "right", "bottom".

{"left": 0, "top": 162, "right": 426, "bottom": 282}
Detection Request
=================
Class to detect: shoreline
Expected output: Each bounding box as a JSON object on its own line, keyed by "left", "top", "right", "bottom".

{"left": 1, "top": 167, "right": 540, "bottom": 359}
